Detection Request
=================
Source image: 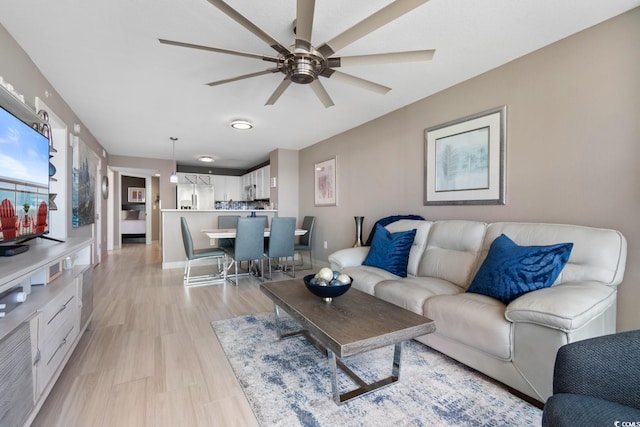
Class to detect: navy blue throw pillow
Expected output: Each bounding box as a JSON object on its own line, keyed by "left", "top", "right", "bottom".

{"left": 362, "top": 224, "right": 416, "bottom": 277}
{"left": 467, "top": 234, "right": 573, "bottom": 304}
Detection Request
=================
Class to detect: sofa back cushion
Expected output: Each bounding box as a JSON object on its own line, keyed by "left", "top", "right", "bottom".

{"left": 417, "top": 220, "right": 487, "bottom": 288}
{"left": 385, "top": 220, "right": 432, "bottom": 277}
{"left": 484, "top": 223, "right": 627, "bottom": 286}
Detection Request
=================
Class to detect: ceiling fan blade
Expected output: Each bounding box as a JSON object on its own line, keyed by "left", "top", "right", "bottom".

{"left": 206, "top": 0, "right": 291, "bottom": 56}
{"left": 206, "top": 68, "right": 280, "bottom": 87}
{"left": 324, "top": 70, "right": 391, "bottom": 95}
{"left": 295, "top": 0, "right": 315, "bottom": 52}
{"left": 335, "top": 49, "right": 435, "bottom": 67}
{"left": 265, "top": 78, "right": 292, "bottom": 105}
{"left": 310, "top": 80, "right": 334, "bottom": 108}
{"left": 317, "top": 0, "right": 428, "bottom": 57}
{"left": 159, "top": 39, "right": 279, "bottom": 63}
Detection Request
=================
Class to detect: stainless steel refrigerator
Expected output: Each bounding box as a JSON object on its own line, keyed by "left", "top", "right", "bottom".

{"left": 177, "top": 183, "right": 215, "bottom": 210}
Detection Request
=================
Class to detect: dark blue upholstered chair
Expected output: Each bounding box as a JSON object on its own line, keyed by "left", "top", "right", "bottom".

{"left": 542, "top": 329, "right": 640, "bottom": 426}
{"left": 180, "top": 217, "right": 225, "bottom": 287}
{"left": 294, "top": 216, "right": 315, "bottom": 270}
{"left": 265, "top": 217, "right": 296, "bottom": 280}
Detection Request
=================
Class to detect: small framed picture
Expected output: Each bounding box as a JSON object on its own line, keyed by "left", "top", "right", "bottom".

{"left": 314, "top": 157, "right": 337, "bottom": 206}
{"left": 424, "top": 106, "right": 506, "bottom": 205}
{"left": 128, "top": 187, "right": 145, "bottom": 203}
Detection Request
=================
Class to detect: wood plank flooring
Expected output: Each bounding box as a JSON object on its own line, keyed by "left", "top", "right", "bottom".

{"left": 32, "top": 242, "right": 292, "bottom": 427}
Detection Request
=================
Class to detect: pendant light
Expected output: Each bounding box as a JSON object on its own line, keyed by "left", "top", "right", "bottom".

{"left": 169, "top": 137, "right": 178, "bottom": 183}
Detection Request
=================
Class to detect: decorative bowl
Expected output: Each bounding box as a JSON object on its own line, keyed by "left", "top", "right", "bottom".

{"left": 303, "top": 274, "right": 352, "bottom": 302}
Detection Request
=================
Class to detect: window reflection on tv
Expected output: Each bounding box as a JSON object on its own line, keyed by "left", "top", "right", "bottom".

{"left": 0, "top": 105, "right": 50, "bottom": 243}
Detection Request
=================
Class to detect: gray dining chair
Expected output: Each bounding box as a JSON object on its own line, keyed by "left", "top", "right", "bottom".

{"left": 265, "top": 217, "right": 296, "bottom": 280}
{"left": 295, "top": 216, "right": 316, "bottom": 270}
{"left": 223, "top": 217, "right": 265, "bottom": 285}
{"left": 217, "top": 215, "right": 240, "bottom": 251}
{"left": 180, "top": 217, "right": 225, "bottom": 287}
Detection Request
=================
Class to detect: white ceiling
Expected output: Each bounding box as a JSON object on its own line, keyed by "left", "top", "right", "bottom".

{"left": 2, "top": 0, "right": 638, "bottom": 169}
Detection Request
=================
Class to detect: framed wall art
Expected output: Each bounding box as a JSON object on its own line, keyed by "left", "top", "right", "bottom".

{"left": 424, "top": 106, "right": 506, "bottom": 205}
{"left": 72, "top": 137, "right": 99, "bottom": 227}
{"left": 128, "top": 187, "right": 145, "bottom": 203}
{"left": 314, "top": 157, "right": 337, "bottom": 206}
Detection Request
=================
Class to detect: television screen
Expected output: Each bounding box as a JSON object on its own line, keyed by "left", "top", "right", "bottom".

{"left": 0, "top": 105, "right": 50, "bottom": 244}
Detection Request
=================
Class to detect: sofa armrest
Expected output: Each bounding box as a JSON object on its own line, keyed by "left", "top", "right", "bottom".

{"left": 552, "top": 330, "right": 640, "bottom": 408}
{"left": 328, "top": 247, "right": 370, "bottom": 270}
{"left": 505, "top": 281, "right": 616, "bottom": 332}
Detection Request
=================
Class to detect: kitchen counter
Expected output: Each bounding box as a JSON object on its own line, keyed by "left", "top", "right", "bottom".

{"left": 162, "top": 209, "right": 278, "bottom": 212}
{"left": 161, "top": 209, "right": 278, "bottom": 268}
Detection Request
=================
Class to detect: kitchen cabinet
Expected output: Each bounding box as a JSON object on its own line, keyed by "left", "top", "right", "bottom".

{"left": 211, "top": 175, "right": 242, "bottom": 201}
{"left": 177, "top": 173, "right": 211, "bottom": 185}
{"left": 256, "top": 165, "right": 270, "bottom": 199}
{"left": 241, "top": 165, "right": 270, "bottom": 200}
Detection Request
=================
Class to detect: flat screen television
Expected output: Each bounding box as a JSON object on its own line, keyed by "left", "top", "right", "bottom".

{"left": 0, "top": 105, "right": 51, "bottom": 254}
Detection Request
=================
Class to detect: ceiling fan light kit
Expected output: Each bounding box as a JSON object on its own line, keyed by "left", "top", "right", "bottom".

{"left": 160, "top": 0, "right": 434, "bottom": 108}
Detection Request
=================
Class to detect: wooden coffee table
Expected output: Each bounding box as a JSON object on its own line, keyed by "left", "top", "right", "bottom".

{"left": 260, "top": 280, "right": 436, "bottom": 404}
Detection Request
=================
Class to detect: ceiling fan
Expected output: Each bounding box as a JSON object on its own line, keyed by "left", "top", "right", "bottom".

{"left": 159, "top": 0, "right": 435, "bottom": 108}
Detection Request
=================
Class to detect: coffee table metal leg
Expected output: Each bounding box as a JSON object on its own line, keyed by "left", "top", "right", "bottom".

{"left": 328, "top": 342, "right": 403, "bottom": 405}
{"left": 273, "top": 304, "right": 284, "bottom": 337}
{"left": 273, "top": 304, "right": 306, "bottom": 339}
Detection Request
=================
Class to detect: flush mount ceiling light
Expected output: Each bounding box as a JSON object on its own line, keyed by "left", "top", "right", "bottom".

{"left": 198, "top": 155, "right": 215, "bottom": 163}
{"left": 230, "top": 120, "right": 253, "bottom": 130}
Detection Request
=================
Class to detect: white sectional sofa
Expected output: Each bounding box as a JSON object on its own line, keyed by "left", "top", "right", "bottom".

{"left": 328, "top": 220, "right": 627, "bottom": 402}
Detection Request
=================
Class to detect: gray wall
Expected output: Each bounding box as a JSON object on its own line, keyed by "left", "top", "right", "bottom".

{"left": 0, "top": 25, "right": 108, "bottom": 256}
{"left": 299, "top": 8, "right": 640, "bottom": 331}
{"left": 270, "top": 149, "right": 299, "bottom": 221}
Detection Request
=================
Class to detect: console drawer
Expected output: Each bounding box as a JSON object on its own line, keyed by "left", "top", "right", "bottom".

{"left": 36, "top": 280, "right": 80, "bottom": 395}
{"left": 39, "top": 280, "right": 77, "bottom": 339}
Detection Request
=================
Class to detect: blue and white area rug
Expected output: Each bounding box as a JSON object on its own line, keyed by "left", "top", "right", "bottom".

{"left": 211, "top": 312, "right": 542, "bottom": 427}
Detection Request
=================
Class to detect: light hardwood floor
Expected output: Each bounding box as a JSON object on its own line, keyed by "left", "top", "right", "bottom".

{"left": 32, "top": 242, "right": 290, "bottom": 427}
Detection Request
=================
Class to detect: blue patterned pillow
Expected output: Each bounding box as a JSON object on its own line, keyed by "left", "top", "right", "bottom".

{"left": 467, "top": 234, "right": 573, "bottom": 304}
{"left": 363, "top": 224, "right": 416, "bottom": 277}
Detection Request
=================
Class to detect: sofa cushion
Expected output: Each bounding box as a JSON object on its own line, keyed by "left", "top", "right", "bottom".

{"left": 375, "top": 276, "right": 463, "bottom": 315}
{"left": 417, "top": 220, "right": 486, "bottom": 287}
{"left": 362, "top": 224, "right": 416, "bottom": 277}
{"left": 485, "top": 222, "right": 626, "bottom": 286}
{"left": 467, "top": 234, "right": 573, "bottom": 304}
{"left": 423, "top": 293, "right": 513, "bottom": 360}
{"left": 342, "top": 265, "right": 400, "bottom": 295}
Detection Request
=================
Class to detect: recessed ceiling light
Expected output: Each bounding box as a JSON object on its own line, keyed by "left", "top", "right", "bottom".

{"left": 198, "top": 155, "right": 215, "bottom": 163}
{"left": 230, "top": 120, "right": 253, "bottom": 130}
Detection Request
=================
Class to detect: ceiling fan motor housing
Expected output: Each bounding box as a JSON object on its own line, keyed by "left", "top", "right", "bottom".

{"left": 282, "top": 49, "right": 326, "bottom": 84}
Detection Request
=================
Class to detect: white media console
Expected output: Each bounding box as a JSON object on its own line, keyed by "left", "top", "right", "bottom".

{"left": 0, "top": 237, "right": 93, "bottom": 426}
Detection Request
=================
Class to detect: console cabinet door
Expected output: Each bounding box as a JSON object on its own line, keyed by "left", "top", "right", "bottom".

{"left": 0, "top": 321, "right": 34, "bottom": 427}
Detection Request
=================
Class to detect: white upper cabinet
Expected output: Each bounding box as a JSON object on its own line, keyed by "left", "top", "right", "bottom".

{"left": 241, "top": 165, "right": 270, "bottom": 200}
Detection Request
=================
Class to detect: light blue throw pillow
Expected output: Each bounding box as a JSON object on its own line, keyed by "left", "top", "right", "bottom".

{"left": 362, "top": 224, "right": 416, "bottom": 277}
{"left": 467, "top": 234, "right": 573, "bottom": 304}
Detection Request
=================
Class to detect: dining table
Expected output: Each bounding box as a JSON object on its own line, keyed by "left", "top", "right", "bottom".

{"left": 202, "top": 228, "right": 308, "bottom": 239}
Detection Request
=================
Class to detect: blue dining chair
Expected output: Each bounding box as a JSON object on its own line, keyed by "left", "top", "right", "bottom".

{"left": 223, "top": 217, "right": 265, "bottom": 285}
{"left": 265, "top": 217, "right": 296, "bottom": 280}
{"left": 180, "top": 217, "right": 225, "bottom": 287}
{"left": 217, "top": 215, "right": 239, "bottom": 251}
